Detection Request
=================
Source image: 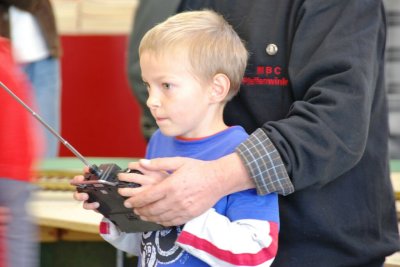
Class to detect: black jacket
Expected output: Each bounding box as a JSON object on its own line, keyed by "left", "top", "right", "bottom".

{"left": 220, "top": 1, "right": 399, "bottom": 266}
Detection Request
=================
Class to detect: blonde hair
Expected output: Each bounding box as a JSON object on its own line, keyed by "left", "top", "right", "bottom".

{"left": 139, "top": 10, "right": 248, "bottom": 100}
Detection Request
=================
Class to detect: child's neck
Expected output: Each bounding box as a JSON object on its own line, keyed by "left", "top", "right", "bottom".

{"left": 176, "top": 124, "right": 229, "bottom": 141}
{"left": 176, "top": 103, "right": 227, "bottom": 139}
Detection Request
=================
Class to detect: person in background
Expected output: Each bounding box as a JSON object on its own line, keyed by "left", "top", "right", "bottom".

{"left": 121, "top": 1, "right": 399, "bottom": 266}
{"left": 0, "top": 37, "right": 41, "bottom": 267}
{"left": 127, "top": 0, "right": 181, "bottom": 141}
{"left": 0, "top": 0, "right": 61, "bottom": 158}
{"left": 74, "top": 10, "right": 280, "bottom": 267}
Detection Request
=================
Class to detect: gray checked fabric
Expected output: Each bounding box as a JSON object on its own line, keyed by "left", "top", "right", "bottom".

{"left": 236, "top": 128, "right": 294, "bottom": 196}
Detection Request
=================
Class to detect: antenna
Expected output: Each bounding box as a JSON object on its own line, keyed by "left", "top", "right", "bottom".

{"left": 0, "top": 81, "right": 101, "bottom": 176}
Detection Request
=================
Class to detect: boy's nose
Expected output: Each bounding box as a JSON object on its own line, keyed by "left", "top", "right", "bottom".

{"left": 146, "top": 94, "right": 161, "bottom": 109}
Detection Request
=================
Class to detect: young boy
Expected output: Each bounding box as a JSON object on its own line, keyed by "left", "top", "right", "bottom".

{"left": 74, "top": 10, "right": 279, "bottom": 267}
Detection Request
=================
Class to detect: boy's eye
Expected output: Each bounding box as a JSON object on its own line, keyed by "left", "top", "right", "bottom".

{"left": 162, "top": 83, "right": 172, "bottom": 89}
{"left": 143, "top": 81, "right": 150, "bottom": 88}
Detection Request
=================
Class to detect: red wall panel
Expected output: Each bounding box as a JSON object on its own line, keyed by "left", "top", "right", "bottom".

{"left": 59, "top": 35, "right": 147, "bottom": 158}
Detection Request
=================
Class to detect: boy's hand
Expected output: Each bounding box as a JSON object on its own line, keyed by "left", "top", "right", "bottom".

{"left": 70, "top": 172, "right": 100, "bottom": 211}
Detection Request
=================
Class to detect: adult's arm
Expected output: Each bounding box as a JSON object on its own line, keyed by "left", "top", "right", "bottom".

{"left": 122, "top": 154, "right": 257, "bottom": 226}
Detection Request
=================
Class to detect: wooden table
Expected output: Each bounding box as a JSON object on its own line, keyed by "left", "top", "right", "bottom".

{"left": 29, "top": 190, "right": 103, "bottom": 242}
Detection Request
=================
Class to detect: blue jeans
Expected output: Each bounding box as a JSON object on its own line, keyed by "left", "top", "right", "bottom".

{"left": 0, "top": 179, "right": 38, "bottom": 267}
{"left": 22, "top": 57, "right": 61, "bottom": 158}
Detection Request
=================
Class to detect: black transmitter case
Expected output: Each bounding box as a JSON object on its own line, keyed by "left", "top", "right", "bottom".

{"left": 73, "top": 163, "right": 165, "bottom": 233}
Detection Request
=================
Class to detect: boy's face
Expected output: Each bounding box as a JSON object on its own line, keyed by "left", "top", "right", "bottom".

{"left": 140, "top": 51, "right": 217, "bottom": 138}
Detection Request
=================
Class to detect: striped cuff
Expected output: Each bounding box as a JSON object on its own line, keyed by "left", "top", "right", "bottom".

{"left": 236, "top": 128, "right": 294, "bottom": 196}
{"left": 99, "top": 221, "right": 110, "bottom": 234}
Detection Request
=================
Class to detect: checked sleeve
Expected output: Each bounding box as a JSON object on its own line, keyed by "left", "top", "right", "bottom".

{"left": 236, "top": 128, "right": 294, "bottom": 196}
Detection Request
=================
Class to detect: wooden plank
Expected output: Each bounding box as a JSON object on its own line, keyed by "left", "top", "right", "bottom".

{"left": 30, "top": 191, "right": 102, "bottom": 234}
{"left": 59, "top": 229, "right": 103, "bottom": 241}
{"left": 39, "top": 226, "right": 59, "bottom": 242}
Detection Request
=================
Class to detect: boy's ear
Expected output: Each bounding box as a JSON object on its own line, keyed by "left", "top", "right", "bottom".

{"left": 209, "top": 73, "right": 230, "bottom": 103}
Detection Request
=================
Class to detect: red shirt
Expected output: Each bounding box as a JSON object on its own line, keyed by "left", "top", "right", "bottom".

{"left": 0, "top": 37, "right": 41, "bottom": 181}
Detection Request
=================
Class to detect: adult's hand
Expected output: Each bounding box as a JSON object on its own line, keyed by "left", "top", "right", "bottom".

{"left": 123, "top": 152, "right": 255, "bottom": 226}
{"left": 118, "top": 161, "right": 168, "bottom": 197}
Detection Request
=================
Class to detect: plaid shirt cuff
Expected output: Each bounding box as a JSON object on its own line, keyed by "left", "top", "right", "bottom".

{"left": 236, "top": 128, "right": 294, "bottom": 196}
